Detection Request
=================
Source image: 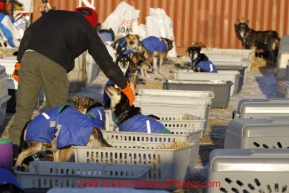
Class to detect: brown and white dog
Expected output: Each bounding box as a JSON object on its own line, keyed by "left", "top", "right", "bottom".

{"left": 15, "top": 98, "right": 111, "bottom": 171}
{"left": 138, "top": 36, "right": 173, "bottom": 77}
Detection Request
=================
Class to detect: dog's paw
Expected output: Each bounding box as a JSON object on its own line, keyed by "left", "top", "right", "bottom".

{"left": 15, "top": 165, "right": 25, "bottom": 171}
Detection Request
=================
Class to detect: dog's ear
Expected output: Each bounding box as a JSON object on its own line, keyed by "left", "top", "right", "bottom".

{"left": 73, "top": 95, "right": 79, "bottom": 102}
{"left": 136, "top": 34, "right": 140, "bottom": 40}
{"left": 245, "top": 20, "right": 249, "bottom": 25}
{"left": 126, "top": 34, "right": 130, "bottom": 38}
{"left": 236, "top": 19, "right": 241, "bottom": 24}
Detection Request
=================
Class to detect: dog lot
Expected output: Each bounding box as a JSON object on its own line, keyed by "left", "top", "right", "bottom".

{"left": 0, "top": 55, "right": 277, "bottom": 193}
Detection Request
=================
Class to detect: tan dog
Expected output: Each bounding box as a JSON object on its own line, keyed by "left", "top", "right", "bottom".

{"left": 125, "top": 34, "right": 141, "bottom": 51}
{"left": 74, "top": 95, "right": 96, "bottom": 114}
{"left": 15, "top": 100, "right": 111, "bottom": 171}
{"left": 138, "top": 36, "right": 173, "bottom": 77}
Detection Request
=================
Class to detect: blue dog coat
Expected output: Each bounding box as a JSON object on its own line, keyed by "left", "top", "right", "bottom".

{"left": 25, "top": 106, "right": 60, "bottom": 144}
{"left": 86, "top": 107, "right": 106, "bottom": 130}
{"left": 26, "top": 105, "right": 105, "bottom": 149}
{"left": 118, "top": 114, "right": 170, "bottom": 133}
{"left": 141, "top": 36, "right": 168, "bottom": 54}
{"left": 196, "top": 60, "right": 218, "bottom": 73}
{"left": 122, "top": 49, "right": 134, "bottom": 55}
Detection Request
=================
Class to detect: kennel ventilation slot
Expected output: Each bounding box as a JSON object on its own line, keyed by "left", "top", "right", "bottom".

{"left": 206, "top": 148, "right": 289, "bottom": 193}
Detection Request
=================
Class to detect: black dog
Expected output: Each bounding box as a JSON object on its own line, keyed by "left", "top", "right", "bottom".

{"left": 186, "top": 46, "right": 218, "bottom": 73}
{"left": 236, "top": 19, "right": 280, "bottom": 63}
{"left": 104, "top": 84, "right": 171, "bottom": 133}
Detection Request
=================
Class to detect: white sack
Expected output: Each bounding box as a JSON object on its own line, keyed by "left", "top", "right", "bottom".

{"left": 145, "top": 8, "right": 177, "bottom": 57}
{"left": 101, "top": 1, "right": 140, "bottom": 38}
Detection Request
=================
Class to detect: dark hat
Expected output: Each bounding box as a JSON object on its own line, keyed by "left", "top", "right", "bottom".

{"left": 75, "top": 6, "right": 98, "bottom": 28}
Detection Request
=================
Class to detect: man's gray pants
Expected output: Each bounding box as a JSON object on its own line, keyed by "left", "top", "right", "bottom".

{"left": 9, "top": 51, "right": 69, "bottom": 154}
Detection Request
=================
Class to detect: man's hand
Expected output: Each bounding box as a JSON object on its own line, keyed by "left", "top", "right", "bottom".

{"left": 120, "top": 82, "right": 135, "bottom": 106}
{"left": 12, "top": 62, "right": 20, "bottom": 82}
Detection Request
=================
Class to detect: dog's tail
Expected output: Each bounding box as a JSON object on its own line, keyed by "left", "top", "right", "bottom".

{"left": 269, "top": 36, "right": 280, "bottom": 52}
{"left": 18, "top": 120, "right": 31, "bottom": 154}
{"left": 93, "top": 127, "right": 112, "bottom": 147}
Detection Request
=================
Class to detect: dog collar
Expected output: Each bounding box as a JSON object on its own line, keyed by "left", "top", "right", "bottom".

{"left": 114, "top": 110, "right": 129, "bottom": 124}
{"left": 243, "top": 34, "right": 247, "bottom": 42}
{"left": 190, "top": 55, "right": 201, "bottom": 67}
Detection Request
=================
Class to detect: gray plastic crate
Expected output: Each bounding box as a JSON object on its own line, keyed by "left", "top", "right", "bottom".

{"left": 102, "top": 130, "right": 201, "bottom": 169}
{"left": 73, "top": 139, "right": 199, "bottom": 187}
{"left": 0, "top": 65, "right": 11, "bottom": 126}
{"left": 135, "top": 89, "right": 213, "bottom": 129}
{"left": 163, "top": 80, "right": 233, "bottom": 108}
{"left": 232, "top": 98, "right": 289, "bottom": 119}
{"left": 105, "top": 109, "right": 206, "bottom": 136}
{"left": 216, "top": 66, "right": 247, "bottom": 86}
{"left": 286, "top": 64, "right": 289, "bottom": 81}
{"left": 137, "top": 89, "right": 214, "bottom": 102}
{"left": 276, "top": 80, "right": 289, "bottom": 98}
{"left": 14, "top": 161, "right": 151, "bottom": 189}
{"left": 134, "top": 98, "right": 210, "bottom": 129}
{"left": 103, "top": 130, "right": 200, "bottom": 144}
{"left": 174, "top": 70, "right": 241, "bottom": 96}
{"left": 224, "top": 117, "right": 289, "bottom": 149}
{"left": 276, "top": 35, "right": 289, "bottom": 81}
{"left": 206, "top": 148, "right": 289, "bottom": 193}
{"left": 214, "top": 60, "right": 251, "bottom": 76}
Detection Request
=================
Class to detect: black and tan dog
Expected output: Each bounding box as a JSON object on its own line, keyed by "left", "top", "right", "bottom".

{"left": 105, "top": 84, "right": 171, "bottom": 133}
{"left": 186, "top": 46, "right": 218, "bottom": 73}
{"left": 116, "top": 49, "right": 146, "bottom": 94}
{"left": 236, "top": 19, "right": 280, "bottom": 62}
{"left": 138, "top": 36, "right": 173, "bottom": 77}
{"left": 15, "top": 99, "right": 111, "bottom": 171}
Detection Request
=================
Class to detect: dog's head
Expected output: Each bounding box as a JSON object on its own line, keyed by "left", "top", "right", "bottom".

{"left": 161, "top": 37, "right": 174, "bottom": 51}
{"left": 187, "top": 46, "right": 201, "bottom": 61}
{"left": 104, "top": 84, "right": 129, "bottom": 111}
{"left": 126, "top": 34, "right": 140, "bottom": 50}
{"left": 117, "top": 54, "right": 131, "bottom": 75}
{"left": 74, "top": 96, "right": 96, "bottom": 114}
{"left": 236, "top": 19, "right": 250, "bottom": 38}
{"left": 192, "top": 41, "right": 206, "bottom": 48}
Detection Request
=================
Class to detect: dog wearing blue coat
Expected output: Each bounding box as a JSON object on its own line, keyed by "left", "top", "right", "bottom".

{"left": 186, "top": 46, "right": 218, "bottom": 73}
{"left": 138, "top": 36, "right": 173, "bottom": 77}
{"left": 15, "top": 101, "right": 111, "bottom": 171}
{"left": 105, "top": 84, "right": 171, "bottom": 134}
